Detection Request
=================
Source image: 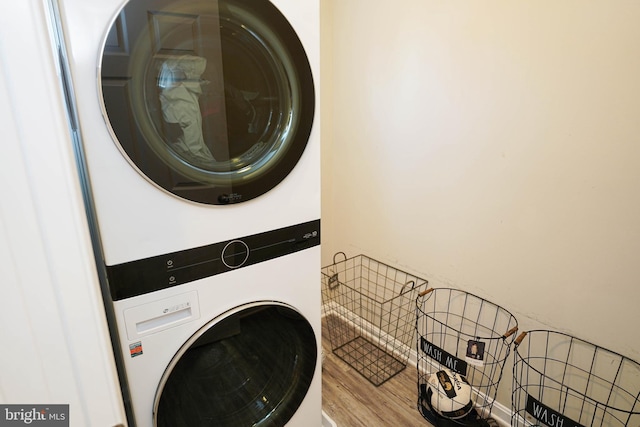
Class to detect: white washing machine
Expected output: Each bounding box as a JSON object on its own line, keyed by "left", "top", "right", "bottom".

{"left": 113, "top": 247, "right": 321, "bottom": 427}
{"left": 51, "top": 0, "right": 321, "bottom": 425}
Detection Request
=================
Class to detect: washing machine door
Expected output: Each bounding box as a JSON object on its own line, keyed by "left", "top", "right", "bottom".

{"left": 100, "top": 0, "right": 314, "bottom": 204}
{"left": 153, "top": 303, "right": 317, "bottom": 426}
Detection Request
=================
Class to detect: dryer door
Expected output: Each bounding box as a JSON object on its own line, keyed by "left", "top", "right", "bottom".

{"left": 153, "top": 303, "right": 317, "bottom": 426}
{"left": 100, "top": 0, "right": 314, "bottom": 204}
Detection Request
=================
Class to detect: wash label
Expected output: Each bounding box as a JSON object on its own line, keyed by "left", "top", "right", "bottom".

{"left": 420, "top": 337, "right": 467, "bottom": 376}
{"left": 526, "top": 395, "right": 585, "bottom": 427}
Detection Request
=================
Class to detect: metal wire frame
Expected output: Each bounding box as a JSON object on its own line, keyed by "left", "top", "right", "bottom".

{"left": 416, "top": 288, "right": 518, "bottom": 424}
{"left": 321, "top": 252, "right": 429, "bottom": 386}
{"left": 512, "top": 330, "right": 640, "bottom": 427}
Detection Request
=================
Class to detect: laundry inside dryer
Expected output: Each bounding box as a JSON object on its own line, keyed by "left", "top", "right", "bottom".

{"left": 155, "top": 305, "right": 317, "bottom": 426}
{"left": 98, "top": 0, "right": 315, "bottom": 204}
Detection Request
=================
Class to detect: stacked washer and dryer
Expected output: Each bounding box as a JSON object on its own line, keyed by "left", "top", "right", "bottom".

{"left": 53, "top": 0, "right": 321, "bottom": 425}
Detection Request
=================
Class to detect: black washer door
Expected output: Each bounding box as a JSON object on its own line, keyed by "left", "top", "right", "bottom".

{"left": 100, "top": 0, "right": 315, "bottom": 204}
{"left": 154, "top": 304, "right": 317, "bottom": 426}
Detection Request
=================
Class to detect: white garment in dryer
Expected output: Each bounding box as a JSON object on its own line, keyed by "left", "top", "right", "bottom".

{"left": 159, "top": 55, "right": 215, "bottom": 162}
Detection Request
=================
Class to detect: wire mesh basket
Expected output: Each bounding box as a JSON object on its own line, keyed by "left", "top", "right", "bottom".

{"left": 321, "top": 252, "right": 429, "bottom": 386}
{"left": 416, "top": 288, "right": 518, "bottom": 426}
{"left": 512, "top": 330, "right": 640, "bottom": 427}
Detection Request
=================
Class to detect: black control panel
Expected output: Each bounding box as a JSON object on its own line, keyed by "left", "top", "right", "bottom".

{"left": 106, "top": 220, "right": 320, "bottom": 300}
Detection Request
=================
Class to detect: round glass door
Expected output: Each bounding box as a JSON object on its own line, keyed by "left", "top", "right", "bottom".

{"left": 153, "top": 304, "right": 317, "bottom": 426}
{"left": 100, "top": 0, "right": 315, "bottom": 204}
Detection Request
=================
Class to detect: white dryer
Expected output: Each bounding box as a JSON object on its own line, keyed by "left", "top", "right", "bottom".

{"left": 51, "top": 0, "right": 320, "bottom": 425}
{"left": 54, "top": 0, "right": 320, "bottom": 264}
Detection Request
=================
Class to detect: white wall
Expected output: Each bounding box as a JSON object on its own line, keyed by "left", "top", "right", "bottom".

{"left": 322, "top": 0, "right": 640, "bottom": 412}
{"left": 0, "top": 2, "right": 126, "bottom": 425}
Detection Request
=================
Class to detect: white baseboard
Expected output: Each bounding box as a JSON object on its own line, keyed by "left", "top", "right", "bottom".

{"left": 322, "top": 410, "right": 337, "bottom": 427}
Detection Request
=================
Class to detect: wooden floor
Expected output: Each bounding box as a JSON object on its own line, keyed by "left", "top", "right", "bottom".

{"left": 321, "top": 318, "right": 433, "bottom": 427}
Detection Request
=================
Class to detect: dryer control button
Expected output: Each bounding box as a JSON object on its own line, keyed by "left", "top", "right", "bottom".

{"left": 221, "top": 240, "right": 250, "bottom": 269}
